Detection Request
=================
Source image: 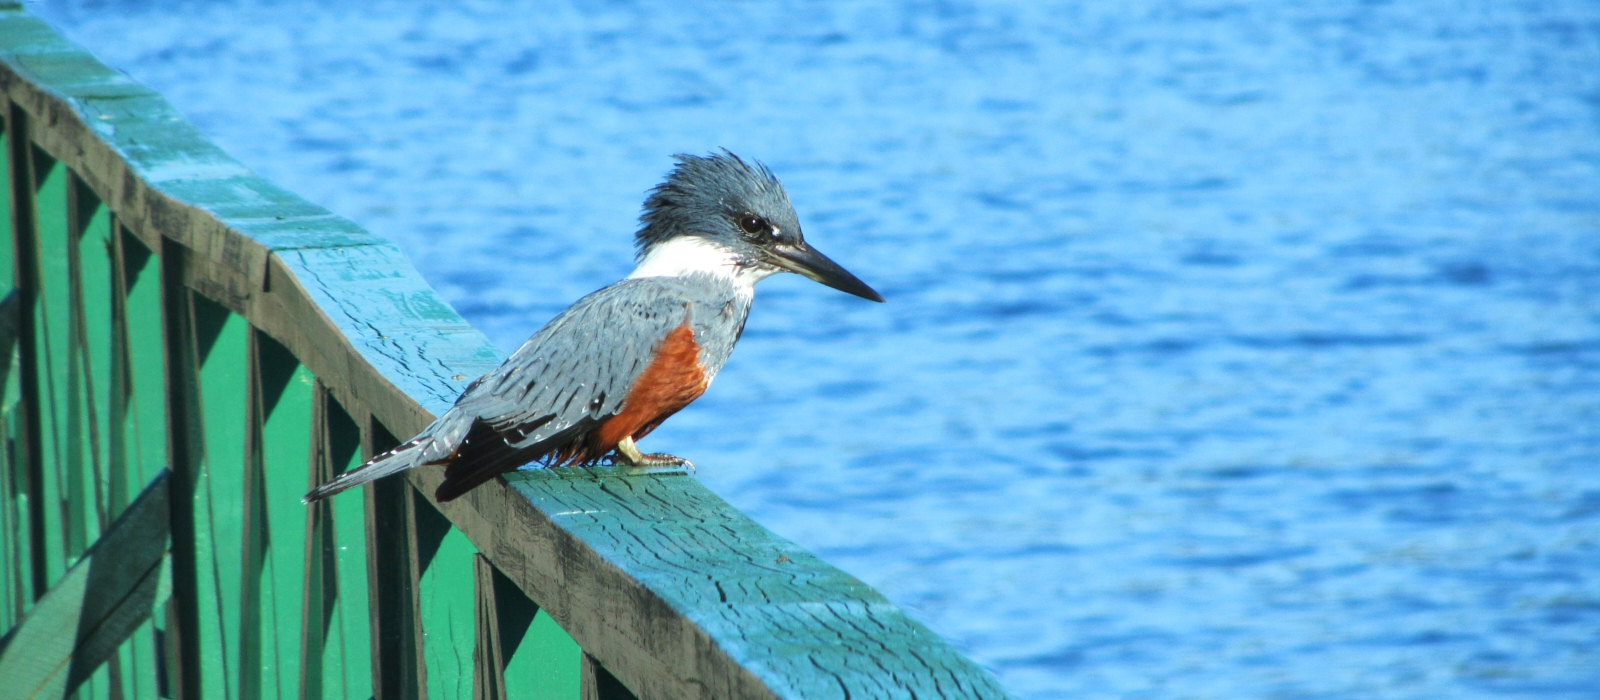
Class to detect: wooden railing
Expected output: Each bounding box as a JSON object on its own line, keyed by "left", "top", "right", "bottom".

{"left": 0, "top": 5, "right": 1010, "bottom": 699}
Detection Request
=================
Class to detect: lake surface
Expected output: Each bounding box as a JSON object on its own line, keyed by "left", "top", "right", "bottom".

{"left": 34, "top": 1, "right": 1600, "bottom": 697}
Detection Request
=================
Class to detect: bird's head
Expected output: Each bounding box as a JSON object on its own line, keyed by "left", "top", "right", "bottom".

{"left": 633, "top": 151, "right": 883, "bottom": 302}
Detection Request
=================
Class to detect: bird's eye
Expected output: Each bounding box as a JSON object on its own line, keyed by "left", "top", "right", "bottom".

{"left": 739, "top": 214, "right": 767, "bottom": 235}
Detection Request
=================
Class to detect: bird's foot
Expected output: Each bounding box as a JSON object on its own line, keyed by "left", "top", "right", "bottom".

{"left": 624, "top": 453, "right": 696, "bottom": 476}
{"left": 613, "top": 436, "right": 696, "bottom": 476}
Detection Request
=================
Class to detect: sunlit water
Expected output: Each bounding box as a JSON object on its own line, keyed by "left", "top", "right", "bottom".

{"left": 34, "top": 1, "right": 1600, "bottom": 697}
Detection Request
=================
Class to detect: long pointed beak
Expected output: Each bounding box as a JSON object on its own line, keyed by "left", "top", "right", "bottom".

{"left": 769, "top": 242, "right": 884, "bottom": 302}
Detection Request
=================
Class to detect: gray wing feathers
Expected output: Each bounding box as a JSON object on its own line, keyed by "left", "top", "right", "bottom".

{"left": 463, "top": 279, "right": 700, "bottom": 447}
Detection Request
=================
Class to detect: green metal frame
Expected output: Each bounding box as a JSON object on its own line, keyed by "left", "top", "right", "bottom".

{"left": 0, "top": 4, "right": 1011, "bottom": 699}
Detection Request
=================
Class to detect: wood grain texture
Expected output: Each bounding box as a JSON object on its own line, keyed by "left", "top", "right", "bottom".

{"left": 0, "top": 6, "right": 1012, "bottom": 698}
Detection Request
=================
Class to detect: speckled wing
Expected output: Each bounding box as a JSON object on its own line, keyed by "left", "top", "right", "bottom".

{"left": 462, "top": 278, "right": 698, "bottom": 442}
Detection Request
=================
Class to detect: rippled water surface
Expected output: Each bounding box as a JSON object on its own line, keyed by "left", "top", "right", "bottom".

{"left": 34, "top": 1, "right": 1600, "bottom": 697}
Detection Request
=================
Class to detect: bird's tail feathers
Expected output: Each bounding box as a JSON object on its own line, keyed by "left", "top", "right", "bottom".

{"left": 302, "top": 414, "right": 469, "bottom": 503}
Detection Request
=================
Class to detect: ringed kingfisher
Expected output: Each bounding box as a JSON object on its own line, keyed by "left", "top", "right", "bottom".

{"left": 305, "top": 151, "right": 882, "bottom": 503}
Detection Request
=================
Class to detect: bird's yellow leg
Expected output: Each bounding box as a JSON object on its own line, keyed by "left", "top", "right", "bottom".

{"left": 614, "top": 436, "right": 696, "bottom": 475}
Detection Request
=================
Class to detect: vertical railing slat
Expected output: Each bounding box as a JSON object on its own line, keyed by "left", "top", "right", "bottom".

{"left": 321, "top": 394, "right": 370, "bottom": 698}
{"left": 30, "top": 146, "right": 73, "bottom": 582}
{"left": 70, "top": 177, "right": 114, "bottom": 522}
{"left": 242, "top": 329, "right": 311, "bottom": 698}
{"left": 474, "top": 554, "right": 581, "bottom": 700}
{"left": 365, "top": 420, "right": 422, "bottom": 700}
{"left": 0, "top": 109, "right": 19, "bottom": 637}
{"left": 160, "top": 237, "right": 201, "bottom": 700}
{"left": 416, "top": 492, "right": 477, "bottom": 700}
{"left": 188, "top": 294, "right": 248, "bottom": 699}
{"left": 113, "top": 224, "right": 165, "bottom": 700}
{"left": 117, "top": 228, "right": 165, "bottom": 506}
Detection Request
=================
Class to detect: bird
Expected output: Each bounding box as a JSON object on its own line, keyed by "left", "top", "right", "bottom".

{"left": 304, "top": 151, "right": 883, "bottom": 504}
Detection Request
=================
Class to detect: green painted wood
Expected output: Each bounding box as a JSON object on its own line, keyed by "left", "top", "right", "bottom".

{"left": 110, "top": 223, "right": 163, "bottom": 700}
{"left": 472, "top": 554, "right": 581, "bottom": 700}
{"left": 29, "top": 150, "right": 74, "bottom": 586}
{"left": 7, "top": 102, "right": 46, "bottom": 625}
{"left": 243, "top": 332, "right": 312, "bottom": 700}
{"left": 71, "top": 181, "right": 115, "bottom": 700}
{"left": 416, "top": 494, "right": 477, "bottom": 700}
{"left": 363, "top": 421, "right": 422, "bottom": 700}
{"left": 71, "top": 177, "right": 114, "bottom": 522}
{"left": 494, "top": 565, "right": 580, "bottom": 700}
{"left": 116, "top": 229, "right": 164, "bottom": 493}
{"left": 0, "top": 469, "right": 168, "bottom": 700}
{"left": 323, "top": 393, "right": 376, "bottom": 700}
{"left": 0, "top": 288, "right": 23, "bottom": 637}
{"left": 160, "top": 238, "right": 205, "bottom": 700}
{"left": 511, "top": 610, "right": 583, "bottom": 699}
{"left": 190, "top": 296, "right": 248, "bottom": 700}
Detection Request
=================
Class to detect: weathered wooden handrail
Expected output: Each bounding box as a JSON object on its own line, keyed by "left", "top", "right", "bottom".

{"left": 0, "top": 5, "right": 1009, "bottom": 698}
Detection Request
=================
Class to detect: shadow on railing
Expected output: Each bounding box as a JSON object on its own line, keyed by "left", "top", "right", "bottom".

{"left": 0, "top": 5, "right": 1009, "bottom": 699}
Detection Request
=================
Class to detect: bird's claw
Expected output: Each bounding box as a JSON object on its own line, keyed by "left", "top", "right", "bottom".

{"left": 623, "top": 453, "right": 695, "bottom": 476}
{"left": 612, "top": 436, "right": 694, "bottom": 476}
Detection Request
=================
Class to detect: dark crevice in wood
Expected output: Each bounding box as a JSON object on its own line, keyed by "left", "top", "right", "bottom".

{"left": 582, "top": 652, "right": 640, "bottom": 700}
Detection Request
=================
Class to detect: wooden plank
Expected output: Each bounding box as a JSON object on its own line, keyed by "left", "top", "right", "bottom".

{"left": 0, "top": 112, "right": 16, "bottom": 637}
{"left": 159, "top": 239, "right": 202, "bottom": 700}
{"left": 421, "top": 465, "right": 1012, "bottom": 700}
{"left": 474, "top": 554, "right": 580, "bottom": 700}
{"left": 415, "top": 488, "right": 477, "bottom": 700}
{"left": 473, "top": 555, "right": 504, "bottom": 700}
{"left": 70, "top": 176, "right": 115, "bottom": 521}
{"left": 363, "top": 420, "right": 421, "bottom": 700}
{"left": 30, "top": 147, "right": 75, "bottom": 579}
{"left": 0, "top": 287, "right": 22, "bottom": 636}
{"left": 115, "top": 227, "right": 165, "bottom": 494}
{"left": 188, "top": 295, "right": 247, "bottom": 699}
{"left": 241, "top": 330, "right": 311, "bottom": 699}
{"left": 110, "top": 223, "right": 163, "bottom": 700}
{"left": 65, "top": 152, "right": 118, "bottom": 700}
{"left": 0, "top": 469, "right": 169, "bottom": 700}
{"left": 6, "top": 101, "right": 45, "bottom": 616}
{"left": 323, "top": 394, "right": 370, "bottom": 699}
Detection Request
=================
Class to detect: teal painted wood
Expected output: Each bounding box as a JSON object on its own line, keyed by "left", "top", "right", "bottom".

{"left": 0, "top": 469, "right": 168, "bottom": 700}
{"left": 0, "top": 5, "right": 1013, "bottom": 699}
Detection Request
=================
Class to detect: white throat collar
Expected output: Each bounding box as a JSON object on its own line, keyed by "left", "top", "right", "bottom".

{"left": 628, "top": 237, "right": 775, "bottom": 290}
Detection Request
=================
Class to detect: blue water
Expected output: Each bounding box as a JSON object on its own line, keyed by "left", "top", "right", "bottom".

{"left": 35, "top": 1, "right": 1600, "bottom": 697}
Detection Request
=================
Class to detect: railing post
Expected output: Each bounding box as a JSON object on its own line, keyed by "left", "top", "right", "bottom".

{"left": 7, "top": 102, "right": 44, "bottom": 608}
{"left": 160, "top": 238, "right": 202, "bottom": 700}
{"left": 366, "top": 420, "right": 423, "bottom": 699}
